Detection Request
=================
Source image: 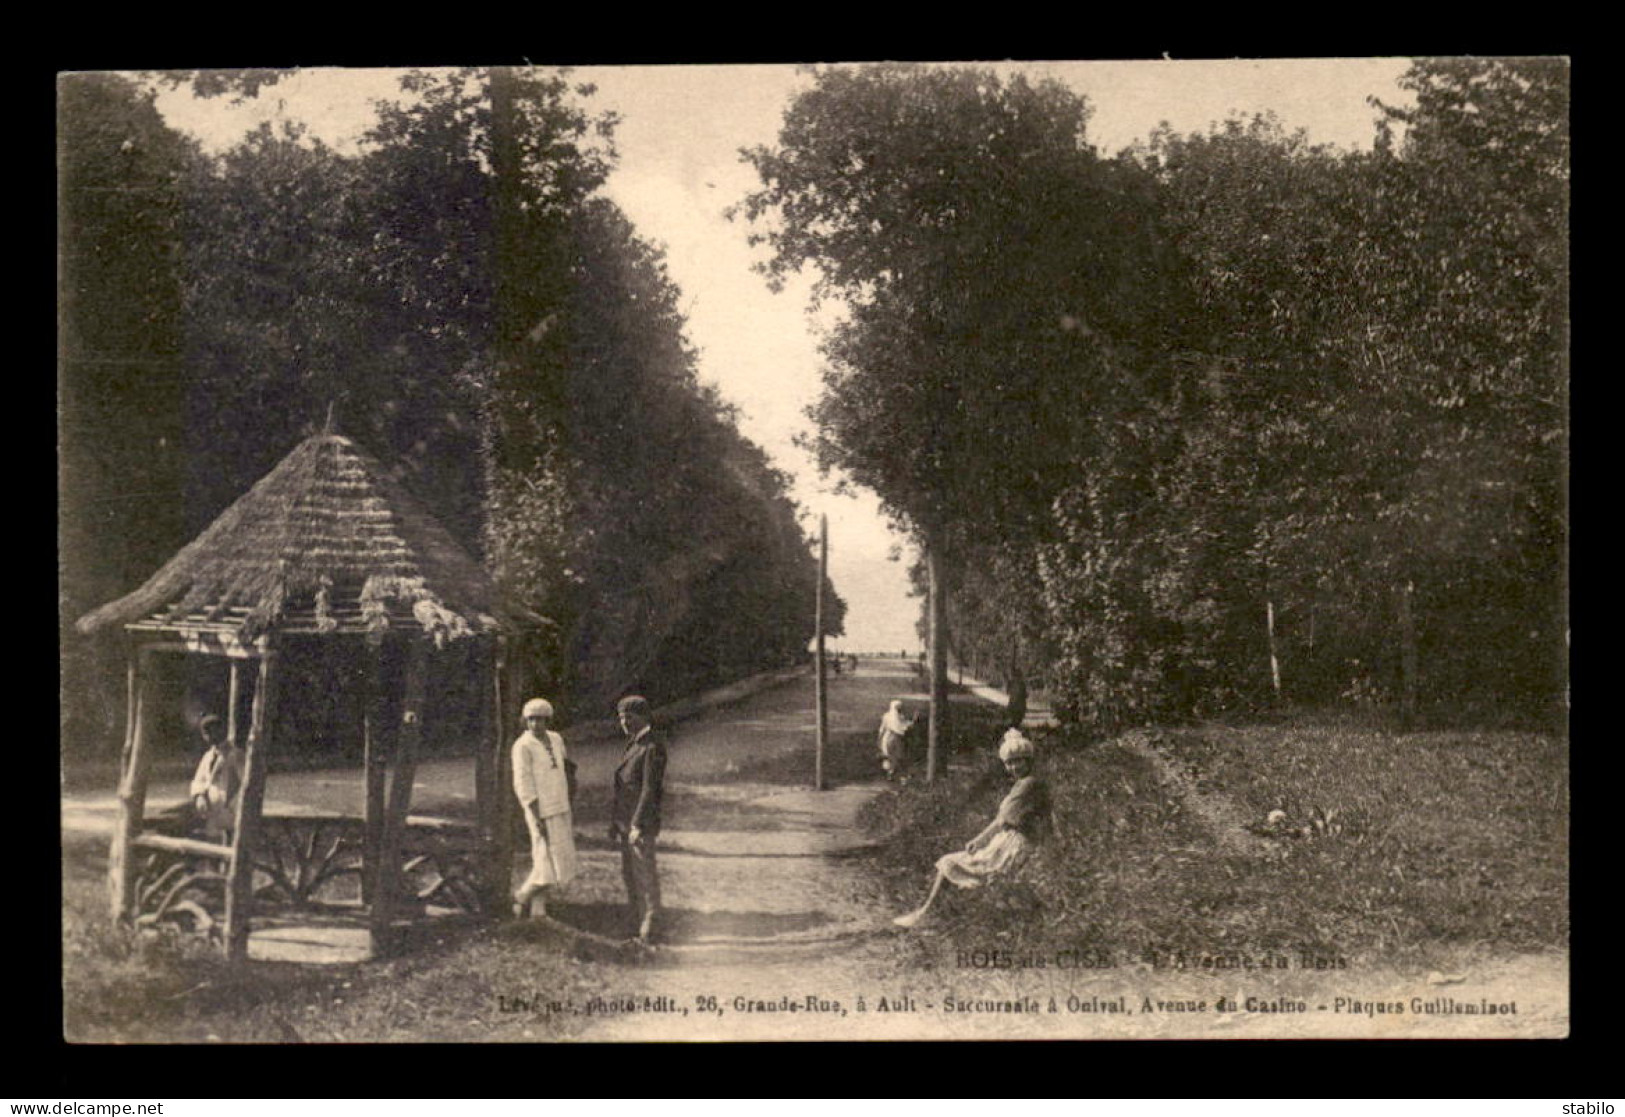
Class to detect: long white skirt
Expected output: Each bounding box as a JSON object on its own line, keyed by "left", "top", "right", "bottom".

{"left": 935, "top": 828, "right": 1031, "bottom": 890}
{"left": 879, "top": 729, "right": 906, "bottom": 773}
{"left": 520, "top": 811, "right": 579, "bottom": 889}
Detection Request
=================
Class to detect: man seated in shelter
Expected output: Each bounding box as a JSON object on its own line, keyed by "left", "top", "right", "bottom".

{"left": 188, "top": 714, "right": 244, "bottom": 842}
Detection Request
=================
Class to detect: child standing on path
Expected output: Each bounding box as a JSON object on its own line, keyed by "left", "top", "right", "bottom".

{"left": 877, "top": 699, "right": 915, "bottom": 780}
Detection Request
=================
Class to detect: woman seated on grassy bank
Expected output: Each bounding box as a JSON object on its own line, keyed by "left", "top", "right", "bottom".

{"left": 893, "top": 729, "right": 1052, "bottom": 929}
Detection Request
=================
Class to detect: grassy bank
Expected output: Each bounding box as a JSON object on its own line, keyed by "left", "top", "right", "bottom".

{"left": 862, "top": 714, "right": 1568, "bottom": 970}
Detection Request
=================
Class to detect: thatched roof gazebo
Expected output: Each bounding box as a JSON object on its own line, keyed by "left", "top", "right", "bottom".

{"left": 78, "top": 432, "right": 514, "bottom": 962}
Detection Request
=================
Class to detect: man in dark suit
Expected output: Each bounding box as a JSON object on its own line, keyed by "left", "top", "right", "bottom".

{"left": 610, "top": 695, "right": 668, "bottom": 942}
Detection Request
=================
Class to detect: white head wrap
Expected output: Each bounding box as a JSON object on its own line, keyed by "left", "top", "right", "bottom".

{"left": 998, "top": 728, "right": 1035, "bottom": 762}
{"left": 881, "top": 700, "right": 912, "bottom": 735}
{"left": 522, "top": 698, "right": 554, "bottom": 720}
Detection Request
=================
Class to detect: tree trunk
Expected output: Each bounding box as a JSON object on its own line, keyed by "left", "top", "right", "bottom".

{"left": 480, "top": 65, "right": 524, "bottom": 566}
{"left": 814, "top": 514, "right": 828, "bottom": 790}
{"left": 225, "top": 641, "right": 279, "bottom": 964}
{"left": 108, "top": 645, "right": 153, "bottom": 922}
{"left": 926, "top": 539, "right": 948, "bottom": 783}
{"left": 1307, "top": 603, "right": 1317, "bottom": 696}
{"left": 372, "top": 639, "right": 428, "bottom": 953}
{"left": 360, "top": 644, "right": 386, "bottom": 906}
{"left": 1006, "top": 643, "right": 1028, "bottom": 730}
{"left": 1266, "top": 598, "right": 1282, "bottom": 704}
{"left": 488, "top": 65, "right": 526, "bottom": 399}
{"left": 1398, "top": 579, "right": 1418, "bottom": 729}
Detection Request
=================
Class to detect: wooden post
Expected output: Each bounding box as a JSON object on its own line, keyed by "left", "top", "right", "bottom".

{"left": 108, "top": 645, "right": 153, "bottom": 922}
{"left": 1266, "top": 599, "right": 1282, "bottom": 702}
{"left": 476, "top": 639, "right": 508, "bottom": 913}
{"left": 814, "top": 514, "right": 828, "bottom": 791}
{"left": 226, "top": 659, "right": 241, "bottom": 747}
{"left": 492, "top": 638, "right": 519, "bottom": 907}
{"left": 927, "top": 539, "right": 948, "bottom": 784}
{"left": 473, "top": 641, "right": 494, "bottom": 837}
{"left": 1399, "top": 580, "right": 1418, "bottom": 729}
{"left": 225, "top": 641, "right": 279, "bottom": 964}
{"left": 372, "top": 640, "right": 428, "bottom": 951}
{"left": 360, "top": 643, "right": 386, "bottom": 906}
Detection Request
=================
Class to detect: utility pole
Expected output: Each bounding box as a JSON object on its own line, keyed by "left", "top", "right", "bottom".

{"left": 927, "top": 538, "right": 947, "bottom": 784}
{"left": 814, "top": 514, "right": 828, "bottom": 790}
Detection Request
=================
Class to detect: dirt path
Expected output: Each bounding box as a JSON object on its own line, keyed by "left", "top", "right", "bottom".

{"left": 1114, "top": 728, "right": 1277, "bottom": 858}
{"left": 492, "top": 658, "right": 912, "bottom": 1040}
{"left": 62, "top": 659, "right": 1568, "bottom": 1039}
{"left": 552, "top": 662, "right": 903, "bottom": 969}
{"left": 523, "top": 666, "right": 1568, "bottom": 1041}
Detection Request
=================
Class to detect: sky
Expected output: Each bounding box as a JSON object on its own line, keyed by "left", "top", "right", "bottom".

{"left": 153, "top": 59, "right": 1414, "bottom": 654}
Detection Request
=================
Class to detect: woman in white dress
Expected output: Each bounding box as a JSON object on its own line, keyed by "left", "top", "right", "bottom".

{"left": 511, "top": 697, "right": 579, "bottom": 918}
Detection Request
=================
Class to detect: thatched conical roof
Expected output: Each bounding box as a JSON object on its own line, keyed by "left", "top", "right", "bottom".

{"left": 76, "top": 434, "right": 498, "bottom": 645}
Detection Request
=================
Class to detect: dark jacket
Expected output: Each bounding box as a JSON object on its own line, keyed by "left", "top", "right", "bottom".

{"left": 612, "top": 728, "right": 669, "bottom": 837}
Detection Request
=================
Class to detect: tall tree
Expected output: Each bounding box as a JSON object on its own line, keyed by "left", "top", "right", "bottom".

{"left": 1367, "top": 59, "right": 1568, "bottom": 718}
{"left": 739, "top": 63, "right": 1182, "bottom": 766}
{"left": 1108, "top": 60, "right": 1569, "bottom": 724}
{"left": 58, "top": 73, "right": 200, "bottom": 746}
{"left": 63, "top": 67, "right": 835, "bottom": 754}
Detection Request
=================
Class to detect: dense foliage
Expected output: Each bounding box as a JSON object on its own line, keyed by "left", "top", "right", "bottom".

{"left": 60, "top": 68, "right": 838, "bottom": 748}
{"left": 741, "top": 60, "right": 1567, "bottom": 733}
{"left": 59, "top": 74, "right": 200, "bottom": 741}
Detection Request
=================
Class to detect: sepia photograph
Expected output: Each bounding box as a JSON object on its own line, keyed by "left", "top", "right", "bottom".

{"left": 58, "top": 59, "right": 1569, "bottom": 1042}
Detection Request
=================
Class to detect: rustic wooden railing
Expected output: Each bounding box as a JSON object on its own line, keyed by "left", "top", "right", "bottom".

{"left": 130, "top": 813, "right": 490, "bottom": 938}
